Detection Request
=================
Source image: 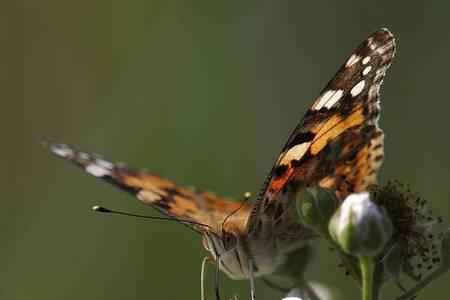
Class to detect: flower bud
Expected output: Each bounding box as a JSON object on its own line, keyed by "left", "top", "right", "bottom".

{"left": 283, "top": 281, "right": 334, "bottom": 300}
{"left": 329, "top": 192, "right": 393, "bottom": 257}
{"left": 294, "top": 186, "right": 338, "bottom": 234}
{"left": 440, "top": 227, "right": 450, "bottom": 269}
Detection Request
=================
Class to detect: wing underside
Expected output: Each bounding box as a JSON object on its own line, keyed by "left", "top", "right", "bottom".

{"left": 247, "top": 28, "right": 396, "bottom": 235}
{"left": 42, "top": 139, "right": 250, "bottom": 234}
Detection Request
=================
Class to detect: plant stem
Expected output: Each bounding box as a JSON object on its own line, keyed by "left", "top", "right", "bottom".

{"left": 360, "top": 256, "right": 375, "bottom": 300}
{"left": 394, "top": 265, "right": 449, "bottom": 300}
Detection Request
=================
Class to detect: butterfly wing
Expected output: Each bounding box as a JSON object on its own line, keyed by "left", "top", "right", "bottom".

{"left": 247, "top": 28, "right": 396, "bottom": 235}
{"left": 42, "top": 139, "right": 250, "bottom": 234}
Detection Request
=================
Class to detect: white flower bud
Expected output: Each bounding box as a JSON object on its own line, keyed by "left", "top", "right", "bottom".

{"left": 283, "top": 281, "right": 335, "bottom": 300}
{"left": 329, "top": 192, "right": 393, "bottom": 257}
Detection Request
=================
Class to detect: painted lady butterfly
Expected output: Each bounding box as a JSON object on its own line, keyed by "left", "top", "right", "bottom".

{"left": 42, "top": 28, "right": 396, "bottom": 299}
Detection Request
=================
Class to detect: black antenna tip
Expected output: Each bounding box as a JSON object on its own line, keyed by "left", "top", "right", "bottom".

{"left": 92, "top": 205, "right": 111, "bottom": 213}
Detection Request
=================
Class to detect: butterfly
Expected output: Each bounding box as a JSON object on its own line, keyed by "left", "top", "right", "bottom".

{"left": 42, "top": 28, "right": 395, "bottom": 299}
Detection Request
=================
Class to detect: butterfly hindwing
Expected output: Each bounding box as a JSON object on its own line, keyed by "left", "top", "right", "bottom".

{"left": 42, "top": 139, "right": 250, "bottom": 234}
{"left": 247, "top": 28, "right": 395, "bottom": 235}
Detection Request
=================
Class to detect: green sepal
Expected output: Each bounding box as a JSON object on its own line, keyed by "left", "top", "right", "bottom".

{"left": 294, "top": 186, "right": 338, "bottom": 235}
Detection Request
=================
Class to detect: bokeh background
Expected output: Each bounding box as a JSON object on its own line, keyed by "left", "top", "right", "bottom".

{"left": 1, "top": 1, "right": 449, "bottom": 299}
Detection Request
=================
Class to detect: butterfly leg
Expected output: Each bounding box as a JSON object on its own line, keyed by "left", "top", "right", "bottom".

{"left": 249, "top": 258, "right": 256, "bottom": 300}
{"left": 201, "top": 256, "right": 217, "bottom": 300}
{"left": 214, "top": 257, "right": 222, "bottom": 300}
{"left": 200, "top": 256, "right": 223, "bottom": 300}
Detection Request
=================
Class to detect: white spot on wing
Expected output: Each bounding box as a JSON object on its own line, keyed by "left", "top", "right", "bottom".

{"left": 346, "top": 54, "right": 359, "bottom": 67}
{"left": 96, "top": 159, "right": 114, "bottom": 169}
{"left": 362, "top": 56, "right": 371, "bottom": 64}
{"left": 280, "top": 142, "right": 312, "bottom": 165}
{"left": 85, "top": 164, "right": 110, "bottom": 177}
{"left": 137, "top": 190, "right": 162, "bottom": 202}
{"left": 314, "top": 90, "right": 343, "bottom": 110}
{"left": 367, "top": 38, "right": 376, "bottom": 50}
{"left": 79, "top": 152, "right": 90, "bottom": 160}
{"left": 52, "top": 147, "right": 73, "bottom": 157}
{"left": 324, "top": 90, "right": 344, "bottom": 108}
{"left": 362, "top": 66, "right": 372, "bottom": 76}
{"left": 350, "top": 80, "right": 365, "bottom": 97}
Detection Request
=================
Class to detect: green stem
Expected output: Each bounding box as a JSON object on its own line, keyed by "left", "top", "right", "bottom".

{"left": 394, "top": 265, "right": 449, "bottom": 300}
{"left": 360, "top": 256, "right": 375, "bottom": 300}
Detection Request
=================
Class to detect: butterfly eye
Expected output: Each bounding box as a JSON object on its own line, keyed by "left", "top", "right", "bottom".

{"left": 222, "top": 233, "right": 237, "bottom": 251}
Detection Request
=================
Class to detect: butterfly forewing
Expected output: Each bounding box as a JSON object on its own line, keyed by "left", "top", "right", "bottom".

{"left": 42, "top": 139, "right": 250, "bottom": 234}
{"left": 246, "top": 28, "right": 396, "bottom": 235}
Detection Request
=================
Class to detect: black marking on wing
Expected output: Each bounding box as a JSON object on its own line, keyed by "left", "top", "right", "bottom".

{"left": 246, "top": 28, "right": 396, "bottom": 235}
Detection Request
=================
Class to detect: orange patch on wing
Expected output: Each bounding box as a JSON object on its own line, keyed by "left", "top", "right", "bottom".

{"left": 171, "top": 194, "right": 199, "bottom": 213}
{"left": 204, "top": 194, "right": 241, "bottom": 210}
{"left": 268, "top": 167, "right": 295, "bottom": 195}
{"left": 311, "top": 108, "right": 364, "bottom": 154}
{"left": 123, "top": 173, "right": 174, "bottom": 189}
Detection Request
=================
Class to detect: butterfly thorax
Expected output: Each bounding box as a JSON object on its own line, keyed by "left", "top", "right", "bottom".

{"left": 202, "top": 220, "right": 311, "bottom": 280}
{"left": 202, "top": 230, "right": 281, "bottom": 280}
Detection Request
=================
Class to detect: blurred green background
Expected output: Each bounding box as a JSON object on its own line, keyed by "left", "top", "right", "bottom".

{"left": 1, "top": 1, "right": 449, "bottom": 299}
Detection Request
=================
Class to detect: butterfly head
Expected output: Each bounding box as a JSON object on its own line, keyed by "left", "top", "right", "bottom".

{"left": 204, "top": 192, "right": 250, "bottom": 256}
{"left": 221, "top": 229, "right": 238, "bottom": 251}
{"left": 202, "top": 227, "right": 238, "bottom": 258}
{"left": 202, "top": 227, "right": 254, "bottom": 280}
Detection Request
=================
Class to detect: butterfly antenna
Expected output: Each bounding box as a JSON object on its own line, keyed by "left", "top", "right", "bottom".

{"left": 92, "top": 205, "right": 213, "bottom": 231}
{"left": 221, "top": 192, "right": 251, "bottom": 234}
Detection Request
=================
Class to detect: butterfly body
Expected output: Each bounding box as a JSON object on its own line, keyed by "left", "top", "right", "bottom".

{"left": 42, "top": 28, "right": 395, "bottom": 286}
{"left": 202, "top": 213, "right": 313, "bottom": 280}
